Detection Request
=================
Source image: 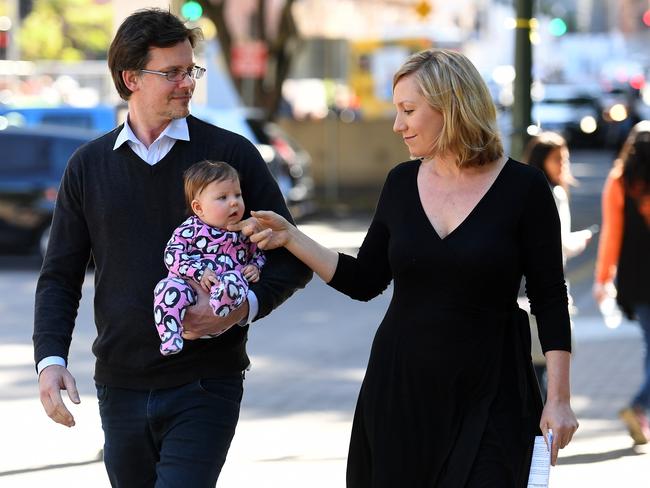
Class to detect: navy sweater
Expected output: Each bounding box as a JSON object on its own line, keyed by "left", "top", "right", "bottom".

{"left": 33, "top": 115, "right": 312, "bottom": 389}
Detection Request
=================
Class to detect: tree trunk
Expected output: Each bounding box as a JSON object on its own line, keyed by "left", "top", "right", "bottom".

{"left": 198, "top": 0, "right": 300, "bottom": 121}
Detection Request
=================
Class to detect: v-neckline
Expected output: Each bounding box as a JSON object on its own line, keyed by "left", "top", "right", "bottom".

{"left": 414, "top": 158, "right": 510, "bottom": 242}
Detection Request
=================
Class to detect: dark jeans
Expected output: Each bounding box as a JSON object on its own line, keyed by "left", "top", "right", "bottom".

{"left": 632, "top": 304, "right": 650, "bottom": 410}
{"left": 96, "top": 374, "right": 243, "bottom": 488}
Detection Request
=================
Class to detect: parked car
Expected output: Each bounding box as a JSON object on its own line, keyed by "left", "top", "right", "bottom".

{"left": 191, "top": 105, "right": 315, "bottom": 217}
{"left": 0, "top": 126, "right": 100, "bottom": 257}
{"left": 0, "top": 105, "right": 116, "bottom": 133}
{"left": 0, "top": 106, "right": 314, "bottom": 257}
{"left": 531, "top": 84, "right": 602, "bottom": 146}
{"left": 2, "top": 104, "right": 315, "bottom": 218}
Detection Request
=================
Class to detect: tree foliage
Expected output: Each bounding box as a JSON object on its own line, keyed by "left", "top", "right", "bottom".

{"left": 18, "top": 0, "right": 112, "bottom": 61}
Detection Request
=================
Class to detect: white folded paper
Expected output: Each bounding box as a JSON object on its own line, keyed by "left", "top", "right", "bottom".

{"left": 527, "top": 430, "right": 552, "bottom": 488}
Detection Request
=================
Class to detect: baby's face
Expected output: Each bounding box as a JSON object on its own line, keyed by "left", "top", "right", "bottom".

{"left": 193, "top": 178, "right": 244, "bottom": 229}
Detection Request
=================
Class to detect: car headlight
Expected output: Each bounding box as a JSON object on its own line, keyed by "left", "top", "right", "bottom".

{"left": 580, "top": 116, "right": 597, "bottom": 134}
{"left": 608, "top": 104, "right": 628, "bottom": 122}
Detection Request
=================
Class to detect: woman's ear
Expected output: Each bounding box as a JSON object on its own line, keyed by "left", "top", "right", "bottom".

{"left": 122, "top": 70, "right": 140, "bottom": 93}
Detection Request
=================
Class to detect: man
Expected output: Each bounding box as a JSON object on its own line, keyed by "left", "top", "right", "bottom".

{"left": 33, "top": 8, "right": 311, "bottom": 487}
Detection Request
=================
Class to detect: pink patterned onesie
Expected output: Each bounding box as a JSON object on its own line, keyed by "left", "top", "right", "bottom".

{"left": 154, "top": 215, "right": 266, "bottom": 356}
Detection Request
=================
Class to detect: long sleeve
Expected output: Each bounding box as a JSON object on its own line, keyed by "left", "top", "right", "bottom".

{"left": 328, "top": 171, "right": 393, "bottom": 301}
{"left": 163, "top": 218, "right": 205, "bottom": 283}
{"left": 520, "top": 170, "right": 571, "bottom": 353}
{"left": 594, "top": 170, "right": 625, "bottom": 284}
{"left": 248, "top": 240, "right": 266, "bottom": 270}
{"left": 553, "top": 185, "right": 587, "bottom": 261}
{"left": 233, "top": 138, "right": 312, "bottom": 320}
{"left": 33, "top": 152, "right": 91, "bottom": 367}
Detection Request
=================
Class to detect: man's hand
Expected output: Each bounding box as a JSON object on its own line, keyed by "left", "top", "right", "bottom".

{"left": 38, "top": 365, "right": 80, "bottom": 427}
{"left": 183, "top": 281, "right": 249, "bottom": 339}
{"left": 242, "top": 264, "right": 260, "bottom": 283}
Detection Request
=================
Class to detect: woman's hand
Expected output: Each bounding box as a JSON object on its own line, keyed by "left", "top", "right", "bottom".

{"left": 540, "top": 398, "right": 578, "bottom": 466}
{"left": 230, "top": 210, "right": 294, "bottom": 250}
{"left": 593, "top": 281, "right": 615, "bottom": 304}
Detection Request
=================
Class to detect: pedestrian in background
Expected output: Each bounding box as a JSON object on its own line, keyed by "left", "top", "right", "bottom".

{"left": 522, "top": 131, "right": 593, "bottom": 397}
{"left": 594, "top": 120, "right": 650, "bottom": 445}
{"left": 233, "top": 48, "right": 578, "bottom": 487}
{"left": 33, "top": 8, "right": 310, "bottom": 487}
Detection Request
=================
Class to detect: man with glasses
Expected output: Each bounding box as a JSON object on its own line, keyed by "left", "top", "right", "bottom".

{"left": 33, "top": 8, "right": 311, "bottom": 486}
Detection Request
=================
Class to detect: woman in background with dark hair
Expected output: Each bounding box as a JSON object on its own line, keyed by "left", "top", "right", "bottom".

{"left": 594, "top": 121, "right": 650, "bottom": 445}
{"left": 523, "top": 131, "right": 593, "bottom": 266}
{"left": 522, "top": 132, "right": 593, "bottom": 396}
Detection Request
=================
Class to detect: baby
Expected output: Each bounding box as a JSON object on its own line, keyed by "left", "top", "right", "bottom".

{"left": 154, "top": 160, "right": 265, "bottom": 356}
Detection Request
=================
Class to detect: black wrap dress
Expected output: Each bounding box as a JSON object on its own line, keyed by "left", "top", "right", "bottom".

{"left": 328, "top": 159, "right": 572, "bottom": 487}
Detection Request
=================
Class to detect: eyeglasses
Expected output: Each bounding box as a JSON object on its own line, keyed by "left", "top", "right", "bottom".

{"left": 139, "top": 66, "right": 206, "bottom": 82}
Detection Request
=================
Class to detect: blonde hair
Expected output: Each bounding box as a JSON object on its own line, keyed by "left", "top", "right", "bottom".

{"left": 393, "top": 49, "right": 503, "bottom": 167}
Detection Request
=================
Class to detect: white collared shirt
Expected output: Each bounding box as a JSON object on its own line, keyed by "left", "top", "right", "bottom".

{"left": 37, "top": 115, "right": 259, "bottom": 375}
{"left": 113, "top": 116, "right": 190, "bottom": 165}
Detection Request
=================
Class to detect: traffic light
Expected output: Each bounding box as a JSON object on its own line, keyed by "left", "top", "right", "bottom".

{"left": 548, "top": 17, "right": 567, "bottom": 36}
{"left": 181, "top": 1, "right": 203, "bottom": 22}
{"left": 643, "top": 9, "right": 650, "bottom": 27}
{"left": 414, "top": 1, "right": 432, "bottom": 20}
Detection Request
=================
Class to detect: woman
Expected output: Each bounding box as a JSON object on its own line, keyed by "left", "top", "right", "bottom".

{"left": 234, "top": 49, "right": 578, "bottom": 487}
{"left": 523, "top": 131, "right": 592, "bottom": 266}
{"left": 594, "top": 121, "right": 650, "bottom": 445}
{"left": 522, "top": 132, "right": 593, "bottom": 396}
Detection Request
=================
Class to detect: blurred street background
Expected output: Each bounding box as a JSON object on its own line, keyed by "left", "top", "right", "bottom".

{"left": 1, "top": 0, "right": 650, "bottom": 486}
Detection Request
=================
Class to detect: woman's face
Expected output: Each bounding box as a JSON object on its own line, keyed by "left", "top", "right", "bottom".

{"left": 543, "top": 146, "right": 570, "bottom": 186}
{"left": 392, "top": 75, "right": 444, "bottom": 159}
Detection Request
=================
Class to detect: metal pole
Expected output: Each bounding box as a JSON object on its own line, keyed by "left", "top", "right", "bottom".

{"left": 511, "top": 0, "right": 533, "bottom": 160}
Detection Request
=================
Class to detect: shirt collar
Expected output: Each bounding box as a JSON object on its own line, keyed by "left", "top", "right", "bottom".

{"left": 113, "top": 116, "right": 190, "bottom": 150}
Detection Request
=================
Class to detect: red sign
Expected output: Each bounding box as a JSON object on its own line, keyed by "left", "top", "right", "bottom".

{"left": 231, "top": 41, "right": 268, "bottom": 79}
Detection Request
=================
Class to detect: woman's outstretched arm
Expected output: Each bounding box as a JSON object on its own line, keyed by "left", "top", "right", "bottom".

{"left": 232, "top": 210, "right": 339, "bottom": 283}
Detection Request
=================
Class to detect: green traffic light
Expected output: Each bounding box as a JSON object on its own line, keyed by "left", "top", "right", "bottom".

{"left": 181, "top": 1, "right": 203, "bottom": 21}
{"left": 548, "top": 18, "right": 567, "bottom": 36}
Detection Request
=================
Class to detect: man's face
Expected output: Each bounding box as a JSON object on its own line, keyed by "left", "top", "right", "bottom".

{"left": 131, "top": 39, "right": 196, "bottom": 123}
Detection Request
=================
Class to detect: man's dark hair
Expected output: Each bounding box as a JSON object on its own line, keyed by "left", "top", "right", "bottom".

{"left": 108, "top": 8, "right": 203, "bottom": 101}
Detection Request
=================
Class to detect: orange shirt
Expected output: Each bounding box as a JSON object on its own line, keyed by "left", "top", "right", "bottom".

{"left": 595, "top": 167, "right": 650, "bottom": 284}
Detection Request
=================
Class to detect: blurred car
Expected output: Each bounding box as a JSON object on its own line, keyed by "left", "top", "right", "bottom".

{"left": 598, "top": 86, "right": 641, "bottom": 150}
{"left": 0, "top": 126, "right": 99, "bottom": 257}
{"left": 531, "top": 84, "right": 602, "bottom": 146}
{"left": 2, "top": 104, "right": 315, "bottom": 218}
{"left": 191, "top": 105, "right": 315, "bottom": 217}
{"left": 0, "top": 105, "right": 116, "bottom": 133}
{"left": 0, "top": 105, "right": 314, "bottom": 257}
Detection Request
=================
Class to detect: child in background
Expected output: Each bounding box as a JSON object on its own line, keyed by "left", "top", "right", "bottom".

{"left": 154, "top": 160, "right": 265, "bottom": 356}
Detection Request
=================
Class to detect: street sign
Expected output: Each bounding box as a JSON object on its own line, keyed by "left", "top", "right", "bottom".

{"left": 231, "top": 41, "right": 268, "bottom": 79}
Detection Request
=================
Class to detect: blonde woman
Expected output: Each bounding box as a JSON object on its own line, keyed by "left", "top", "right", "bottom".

{"left": 234, "top": 49, "right": 578, "bottom": 487}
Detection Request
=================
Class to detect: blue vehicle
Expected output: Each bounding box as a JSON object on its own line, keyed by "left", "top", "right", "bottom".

{"left": 0, "top": 105, "right": 117, "bottom": 133}
{"left": 0, "top": 126, "right": 100, "bottom": 256}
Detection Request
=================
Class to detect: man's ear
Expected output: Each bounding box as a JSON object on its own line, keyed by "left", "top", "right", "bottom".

{"left": 191, "top": 199, "right": 202, "bottom": 217}
{"left": 122, "top": 70, "right": 140, "bottom": 92}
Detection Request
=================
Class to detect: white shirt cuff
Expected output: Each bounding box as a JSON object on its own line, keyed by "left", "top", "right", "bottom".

{"left": 243, "top": 290, "right": 259, "bottom": 325}
{"left": 37, "top": 356, "right": 66, "bottom": 376}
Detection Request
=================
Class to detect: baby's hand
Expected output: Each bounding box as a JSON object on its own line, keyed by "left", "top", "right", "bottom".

{"left": 200, "top": 268, "right": 219, "bottom": 292}
{"left": 242, "top": 265, "right": 260, "bottom": 283}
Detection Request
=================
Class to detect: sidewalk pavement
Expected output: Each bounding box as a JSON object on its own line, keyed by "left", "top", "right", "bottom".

{"left": 1, "top": 218, "right": 648, "bottom": 487}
